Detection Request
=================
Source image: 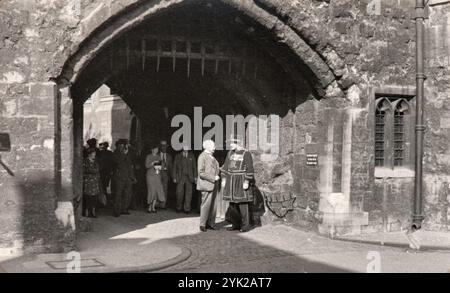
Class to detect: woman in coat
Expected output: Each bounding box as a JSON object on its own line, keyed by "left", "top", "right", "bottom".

{"left": 83, "top": 147, "right": 102, "bottom": 218}
{"left": 145, "top": 146, "right": 165, "bottom": 213}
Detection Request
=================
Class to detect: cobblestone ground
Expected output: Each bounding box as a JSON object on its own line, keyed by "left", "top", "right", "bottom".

{"left": 93, "top": 208, "right": 450, "bottom": 273}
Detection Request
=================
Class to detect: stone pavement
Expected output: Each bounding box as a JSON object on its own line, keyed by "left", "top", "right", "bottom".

{"left": 336, "top": 230, "right": 450, "bottom": 251}
{"left": 1, "top": 209, "right": 449, "bottom": 273}
{"left": 0, "top": 209, "right": 192, "bottom": 273}
{"left": 161, "top": 221, "right": 450, "bottom": 273}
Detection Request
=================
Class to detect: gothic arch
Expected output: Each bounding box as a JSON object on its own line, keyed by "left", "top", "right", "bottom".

{"left": 56, "top": 0, "right": 344, "bottom": 99}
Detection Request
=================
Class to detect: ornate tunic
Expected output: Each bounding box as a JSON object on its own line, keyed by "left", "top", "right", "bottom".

{"left": 221, "top": 149, "right": 254, "bottom": 203}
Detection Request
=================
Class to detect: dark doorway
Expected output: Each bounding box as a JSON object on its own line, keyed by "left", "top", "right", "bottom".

{"left": 70, "top": 0, "right": 319, "bottom": 227}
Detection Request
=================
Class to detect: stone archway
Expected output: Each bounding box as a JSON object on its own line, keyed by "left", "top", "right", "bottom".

{"left": 57, "top": 0, "right": 348, "bottom": 96}
{"left": 53, "top": 0, "right": 363, "bottom": 243}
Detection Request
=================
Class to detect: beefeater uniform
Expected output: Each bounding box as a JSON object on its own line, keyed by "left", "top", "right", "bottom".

{"left": 221, "top": 149, "right": 254, "bottom": 231}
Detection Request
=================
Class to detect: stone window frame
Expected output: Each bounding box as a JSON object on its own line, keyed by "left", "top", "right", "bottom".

{"left": 370, "top": 85, "right": 416, "bottom": 178}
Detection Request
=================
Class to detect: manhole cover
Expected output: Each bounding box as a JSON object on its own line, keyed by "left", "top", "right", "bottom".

{"left": 45, "top": 258, "right": 105, "bottom": 270}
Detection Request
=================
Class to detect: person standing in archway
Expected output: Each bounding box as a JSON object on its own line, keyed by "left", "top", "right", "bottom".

{"left": 221, "top": 135, "right": 255, "bottom": 233}
{"left": 173, "top": 143, "right": 197, "bottom": 214}
{"left": 197, "top": 140, "right": 220, "bottom": 232}
{"left": 83, "top": 138, "right": 100, "bottom": 159}
{"left": 158, "top": 140, "right": 173, "bottom": 209}
{"left": 145, "top": 145, "right": 165, "bottom": 213}
{"left": 129, "top": 140, "right": 146, "bottom": 210}
{"left": 98, "top": 142, "right": 114, "bottom": 201}
{"left": 82, "top": 138, "right": 100, "bottom": 216}
{"left": 83, "top": 148, "right": 102, "bottom": 218}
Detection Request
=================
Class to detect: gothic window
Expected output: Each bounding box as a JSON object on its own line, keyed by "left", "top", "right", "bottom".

{"left": 375, "top": 99, "right": 390, "bottom": 167}
{"left": 393, "top": 100, "right": 410, "bottom": 167}
{"left": 375, "top": 97, "right": 412, "bottom": 169}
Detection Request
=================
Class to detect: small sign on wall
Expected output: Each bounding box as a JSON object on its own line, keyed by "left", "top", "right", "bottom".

{"left": 0, "top": 133, "right": 11, "bottom": 152}
{"left": 306, "top": 154, "right": 318, "bottom": 166}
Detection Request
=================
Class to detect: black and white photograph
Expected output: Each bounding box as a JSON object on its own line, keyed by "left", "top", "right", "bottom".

{"left": 0, "top": 0, "right": 449, "bottom": 277}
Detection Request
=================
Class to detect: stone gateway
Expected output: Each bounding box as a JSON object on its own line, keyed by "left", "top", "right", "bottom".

{"left": 0, "top": 0, "right": 449, "bottom": 255}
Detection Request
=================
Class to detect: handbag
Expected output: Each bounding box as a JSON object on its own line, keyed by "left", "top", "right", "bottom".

{"left": 98, "top": 192, "right": 107, "bottom": 206}
{"left": 249, "top": 185, "right": 265, "bottom": 214}
{"left": 225, "top": 204, "right": 241, "bottom": 225}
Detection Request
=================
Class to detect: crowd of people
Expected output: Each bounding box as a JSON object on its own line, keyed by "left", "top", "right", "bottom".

{"left": 80, "top": 135, "right": 257, "bottom": 233}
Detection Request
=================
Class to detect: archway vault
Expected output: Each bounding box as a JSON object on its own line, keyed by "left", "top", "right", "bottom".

{"left": 56, "top": 0, "right": 345, "bottom": 100}
{"left": 55, "top": 0, "right": 346, "bottom": 204}
{"left": 48, "top": 0, "right": 370, "bottom": 239}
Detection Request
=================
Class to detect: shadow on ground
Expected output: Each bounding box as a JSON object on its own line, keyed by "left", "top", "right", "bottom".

{"left": 77, "top": 208, "right": 355, "bottom": 273}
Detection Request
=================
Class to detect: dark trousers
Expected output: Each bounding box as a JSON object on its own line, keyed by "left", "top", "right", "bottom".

{"left": 176, "top": 176, "right": 193, "bottom": 212}
{"left": 113, "top": 178, "right": 132, "bottom": 215}
{"left": 82, "top": 194, "right": 87, "bottom": 216}
{"left": 229, "top": 202, "right": 250, "bottom": 230}
{"left": 100, "top": 172, "right": 111, "bottom": 194}
{"left": 132, "top": 174, "right": 146, "bottom": 209}
{"left": 159, "top": 171, "right": 169, "bottom": 208}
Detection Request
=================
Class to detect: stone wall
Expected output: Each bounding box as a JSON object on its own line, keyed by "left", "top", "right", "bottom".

{"left": 0, "top": 82, "right": 74, "bottom": 255}
{"left": 0, "top": 0, "right": 449, "bottom": 254}
{"left": 257, "top": 0, "right": 449, "bottom": 234}
{"left": 259, "top": 0, "right": 420, "bottom": 234}
{"left": 356, "top": 0, "right": 450, "bottom": 233}
{"left": 422, "top": 0, "right": 450, "bottom": 231}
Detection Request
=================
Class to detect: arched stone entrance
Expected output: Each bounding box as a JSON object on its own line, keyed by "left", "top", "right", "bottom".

{"left": 51, "top": 0, "right": 366, "bottom": 249}
{"left": 4, "top": 0, "right": 449, "bottom": 256}
{"left": 57, "top": 0, "right": 347, "bottom": 94}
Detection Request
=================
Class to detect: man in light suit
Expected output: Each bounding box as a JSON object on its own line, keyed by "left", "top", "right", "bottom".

{"left": 173, "top": 144, "right": 197, "bottom": 214}
{"left": 197, "top": 140, "right": 220, "bottom": 232}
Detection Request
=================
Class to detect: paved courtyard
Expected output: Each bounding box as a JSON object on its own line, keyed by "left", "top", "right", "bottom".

{"left": 89, "top": 209, "right": 450, "bottom": 273}
{"left": 1, "top": 208, "right": 449, "bottom": 273}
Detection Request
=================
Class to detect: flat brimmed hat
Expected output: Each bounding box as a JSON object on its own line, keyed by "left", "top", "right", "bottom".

{"left": 116, "top": 139, "right": 128, "bottom": 146}
{"left": 87, "top": 138, "right": 97, "bottom": 145}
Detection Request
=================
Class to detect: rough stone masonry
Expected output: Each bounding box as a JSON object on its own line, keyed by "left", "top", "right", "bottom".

{"left": 0, "top": 0, "right": 449, "bottom": 254}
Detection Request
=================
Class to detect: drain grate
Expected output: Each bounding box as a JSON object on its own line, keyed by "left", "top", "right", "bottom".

{"left": 45, "top": 258, "right": 105, "bottom": 270}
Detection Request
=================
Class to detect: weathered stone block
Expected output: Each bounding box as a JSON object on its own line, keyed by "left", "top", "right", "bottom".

{"left": 8, "top": 84, "right": 29, "bottom": 96}
{"left": 335, "top": 20, "right": 350, "bottom": 34}
{"left": 81, "top": 3, "right": 111, "bottom": 37}
{"left": 29, "top": 82, "right": 55, "bottom": 98}
{"left": 331, "top": 0, "right": 354, "bottom": 18}
{"left": 351, "top": 173, "right": 371, "bottom": 191}
{"left": 0, "top": 97, "right": 18, "bottom": 117}
{"left": 0, "top": 83, "right": 9, "bottom": 95}
{"left": 19, "top": 97, "right": 53, "bottom": 116}
{"left": 0, "top": 117, "right": 39, "bottom": 138}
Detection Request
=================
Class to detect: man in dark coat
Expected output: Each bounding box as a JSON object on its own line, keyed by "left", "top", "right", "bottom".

{"left": 98, "top": 142, "right": 114, "bottom": 197}
{"left": 158, "top": 140, "right": 173, "bottom": 209}
{"left": 112, "top": 139, "right": 136, "bottom": 217}
{"left": 173, "top": 144, "right": 197, "bottom": 213}
{"left": 221, "top": 135, "right": 255, "bottom": 233}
